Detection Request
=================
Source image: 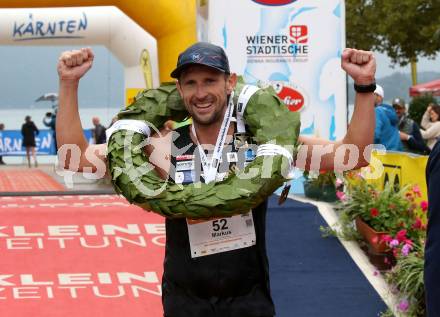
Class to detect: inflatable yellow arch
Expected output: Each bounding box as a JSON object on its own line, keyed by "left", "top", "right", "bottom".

{"left": 0, "top": 0, "right": 196, "bottom": 82}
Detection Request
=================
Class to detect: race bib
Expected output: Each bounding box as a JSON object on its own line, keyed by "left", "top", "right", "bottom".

{"left": 186, "top": 211, "right": 256, "bottom": 258}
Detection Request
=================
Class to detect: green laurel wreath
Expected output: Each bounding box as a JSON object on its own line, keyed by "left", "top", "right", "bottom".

{"left": 107, "top": 81, "right": 300, "bottom": 219}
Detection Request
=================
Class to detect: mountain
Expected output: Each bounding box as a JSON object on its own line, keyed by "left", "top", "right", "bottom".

{"left": 348, "top": 71, "right": 440, "bottom": 105}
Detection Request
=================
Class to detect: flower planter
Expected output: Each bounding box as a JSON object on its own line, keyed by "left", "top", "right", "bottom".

{"left": 303, "top": 181, "right": 337, "bottom": 202}
{"left": 355, "top": 217, "right": 389, "bottom": 253}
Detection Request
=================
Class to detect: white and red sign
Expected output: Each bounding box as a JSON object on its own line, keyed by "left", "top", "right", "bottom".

{"left": 272, "top": 82, "right": 308, "bottom": 112}
{"left": 202, "top": 0, "right": 347, "bottom": 140}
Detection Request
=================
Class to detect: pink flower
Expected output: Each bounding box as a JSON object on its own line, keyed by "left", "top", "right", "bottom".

{"left": 370, "top": 208, "right": 379, "bottom": 217}
{"left": 420, "top": 201, "right": 428, "bottom": 212}
{"left": 412, "top": 218, "right": 422, "bottom": 230}
{"left": 381, "top": 234, "right": 392, "bottom": 243}
{"left": 412, "top": 185, "right": 422, "bottom": 197}
{"left": 396, "top": 230, "right": 407, "bottom": 242}
{"left": 335, "top": 178, "right": 344, "bottom": 187}
{"left": 404, "top": 239, "right": 413, "bottom": 246}
{"left": 397, "top": 299, "right": 409, "bottom": 312}
{"left": 390, "top": 239, "right": 399, "bottom": 247}
{"left": 336, "top": 191, "right": 346, "bottom": 201}
{"left": 401, "top": 244, "right": 412, "bottom": 256}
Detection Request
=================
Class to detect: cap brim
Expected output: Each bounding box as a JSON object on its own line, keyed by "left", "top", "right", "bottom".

{"left": 170, "top": 62, "right": 229, "bottom": 79}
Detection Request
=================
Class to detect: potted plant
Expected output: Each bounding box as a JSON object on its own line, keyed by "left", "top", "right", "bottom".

{"left": 334, "top": 172, "right": 427, "bottom": 269}
{"left": 381, "top": 243, "right": 426, "bottom": 317}
{"left": 322, "top": 171, "right": 428, "bottom": 315}
{"left": 303, "top": 170, "right": 338, "bottom": 202}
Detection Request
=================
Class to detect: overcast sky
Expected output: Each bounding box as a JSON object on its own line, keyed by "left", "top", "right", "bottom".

{"left": 374, "top": 52, "right": 439, "bottom": 79}
{"left": 0, "top": 45, "right": 438, "bottom": 108}
{"left": 0, "top": 45, "right": 124, "bottom": 108}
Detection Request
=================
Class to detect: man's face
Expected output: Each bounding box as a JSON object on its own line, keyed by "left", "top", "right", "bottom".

{"left": 393, "top": 105, "right": 405, "bottom": 118}
{"left": 177, "top": 65, "right": 236, "bottom": 126}
{"left": 374, "top": 94, "right": 383, "bottom": 106}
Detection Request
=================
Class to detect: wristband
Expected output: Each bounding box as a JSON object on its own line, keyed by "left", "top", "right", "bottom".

{"left": 106, "top": 119, "right": 151, "bottom": 143}
{"left": 354, "top": 82, "right": 376, "bottom": 93}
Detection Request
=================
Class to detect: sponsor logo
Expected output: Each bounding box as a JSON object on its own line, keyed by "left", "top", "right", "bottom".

{"left": 252, "top": 0, "right": 297, "bottom": 6}
{"left": 289, "top": 25, "right": 308, "bottom": 44}
{"left": 176, "top": 160, "right": 195, "bottom": 171}
{"left": 192, "top": 53, "right": 201, "bottom": 61}
{"left": 245, "top": 24, "right": 310, "bottom": 63}
{"left": 176, "top": 154, "right": 194, "bottom": 161}
{"left": 12, "top": 12, "right": 88, "bottom": 41}
{"left": 174, "top": 170, "right": 195, "bottom": 184}
{"left": 272, "top": 82, "right": 307, "bottom": 112}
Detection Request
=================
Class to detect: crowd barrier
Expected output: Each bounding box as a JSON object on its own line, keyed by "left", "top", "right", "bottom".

{"left": 367, "top": 150, "right": 428, "bottom": 202}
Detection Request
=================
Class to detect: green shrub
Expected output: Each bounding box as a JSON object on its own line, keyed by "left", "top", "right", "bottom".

{"left": 408, "top": 94, "right": 438, "bottom": 125}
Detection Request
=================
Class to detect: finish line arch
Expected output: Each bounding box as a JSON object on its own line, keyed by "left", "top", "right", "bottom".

{"left": 0, "top": 0, "right": 196, "bottom": 86}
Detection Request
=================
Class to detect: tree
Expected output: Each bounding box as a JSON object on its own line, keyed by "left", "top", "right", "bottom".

{"left": 345, "top": 0, "right": 440, "bottom": 85}
{"left": 345, "top": 0, "right": 379, "bottom": 50}
{"left": 375, "top": 0, "right": 440, "bottom": 85}
{"left": 408, "top": 94, "right": 438, "bottom": 125}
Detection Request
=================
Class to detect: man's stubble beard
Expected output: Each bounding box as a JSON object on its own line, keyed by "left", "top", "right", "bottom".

{"left": 192, "top": 106, "right": 225, "bottom": 126}
{"left": 189, "top": 93, "right": 229, "bottom": 127}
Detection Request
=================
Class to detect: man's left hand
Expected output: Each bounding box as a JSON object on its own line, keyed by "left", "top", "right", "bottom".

{"left": 341, "top": 48, "right": 376, "bottom": 85}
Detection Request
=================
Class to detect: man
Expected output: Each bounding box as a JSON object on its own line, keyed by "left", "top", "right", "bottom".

{"left": 373, "top": 85, "right": 403, "bottom": 151}
{"left": 92, "top": 116, "right": 107, "bottom": 144}
{"left": 43, "top": 110, "right": 57, "bottom": 152}
{"left": 56, "top": 43, "right": 376, "bottom": 316}
{"left": 425, "top": 140, "right": 440, "bottom": 317}
{"left": 392, "top": 98, "right": 430, "bottom": 154}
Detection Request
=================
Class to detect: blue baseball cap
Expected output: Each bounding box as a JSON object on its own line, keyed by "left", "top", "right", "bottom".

{"left": 170, "top": 42, "right": 230, "bottom": 78}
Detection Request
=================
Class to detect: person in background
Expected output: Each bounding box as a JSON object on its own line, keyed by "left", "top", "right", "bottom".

{"left": 21, "top": 116, "right": 39, "bottom": 168}
{"left": 392, "top": 98, "right": 430, "bottom": 155}
{"left": 0, "top": 123, "right": 5, "bottom": 165}
{"left": 373, "top": 85, "right": 402, "bottom": 151}
{"left": 92, "top": 117, "right": 107, "bottom": 144}
{"left": 420, "top": 104, "right": 440, "bottom": 149}
{"left": 43, "top": 111, "right": 57, "bottom": 153}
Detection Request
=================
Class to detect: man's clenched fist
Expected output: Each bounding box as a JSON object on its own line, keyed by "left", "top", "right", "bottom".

{"left": 341, "top": 48, "right": 376, "bottom": 85}
{"left": 57, "top": 47, "right": 94, "bottom": 81}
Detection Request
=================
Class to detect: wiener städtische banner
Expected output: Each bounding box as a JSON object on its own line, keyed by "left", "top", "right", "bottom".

{"left": 0, "top": 195, "right": 165, "bottom": 317}
{"left": 0, "top": 129, "right": 92, "bottom": 155}
{"left": 198, "top": 0, "right": 347, "bottom": 140}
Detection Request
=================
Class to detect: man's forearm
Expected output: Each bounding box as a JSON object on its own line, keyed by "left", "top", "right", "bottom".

{"left": 57, "top": 80, "right": 88, "bottom": 152}
{"left": 344, "top": 92, "right": 375, "bottom": 155}
{"left": 57, "top": 80, "right": 92, "bottom": 171}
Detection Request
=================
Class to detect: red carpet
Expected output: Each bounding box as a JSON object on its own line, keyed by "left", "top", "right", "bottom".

{"left": 0, "top": 195, "right": 164, "bottom": 317}
{"left": 0, "top": 169, "right": 65, "bottom": 192}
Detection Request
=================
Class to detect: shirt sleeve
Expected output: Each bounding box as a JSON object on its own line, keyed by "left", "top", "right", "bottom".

{"left": 421, "top": 122, "right": 440, "bottom": 140}
{"left": 374, "top": 108, "right": 383, "bottom": 143}
{"left": 33, "top": 123, "right": 39, "bottom": 135}
{"left": 408, "top": 122, "right": 430, "bottom": 153}
{"left": 421, "top": 110, "right": 433, "bottom": 129}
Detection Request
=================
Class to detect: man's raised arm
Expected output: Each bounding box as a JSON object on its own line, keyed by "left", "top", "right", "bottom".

{"left": 297, "top": 48, "right": 376, "bottom": 172}
{"left": 56, "top": 48, "right": 106, "bottom": 173}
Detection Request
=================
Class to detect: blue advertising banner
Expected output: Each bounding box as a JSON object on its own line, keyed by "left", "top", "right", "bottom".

{"left": 0, "top": 129, "right": 92, "bottom": 155}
